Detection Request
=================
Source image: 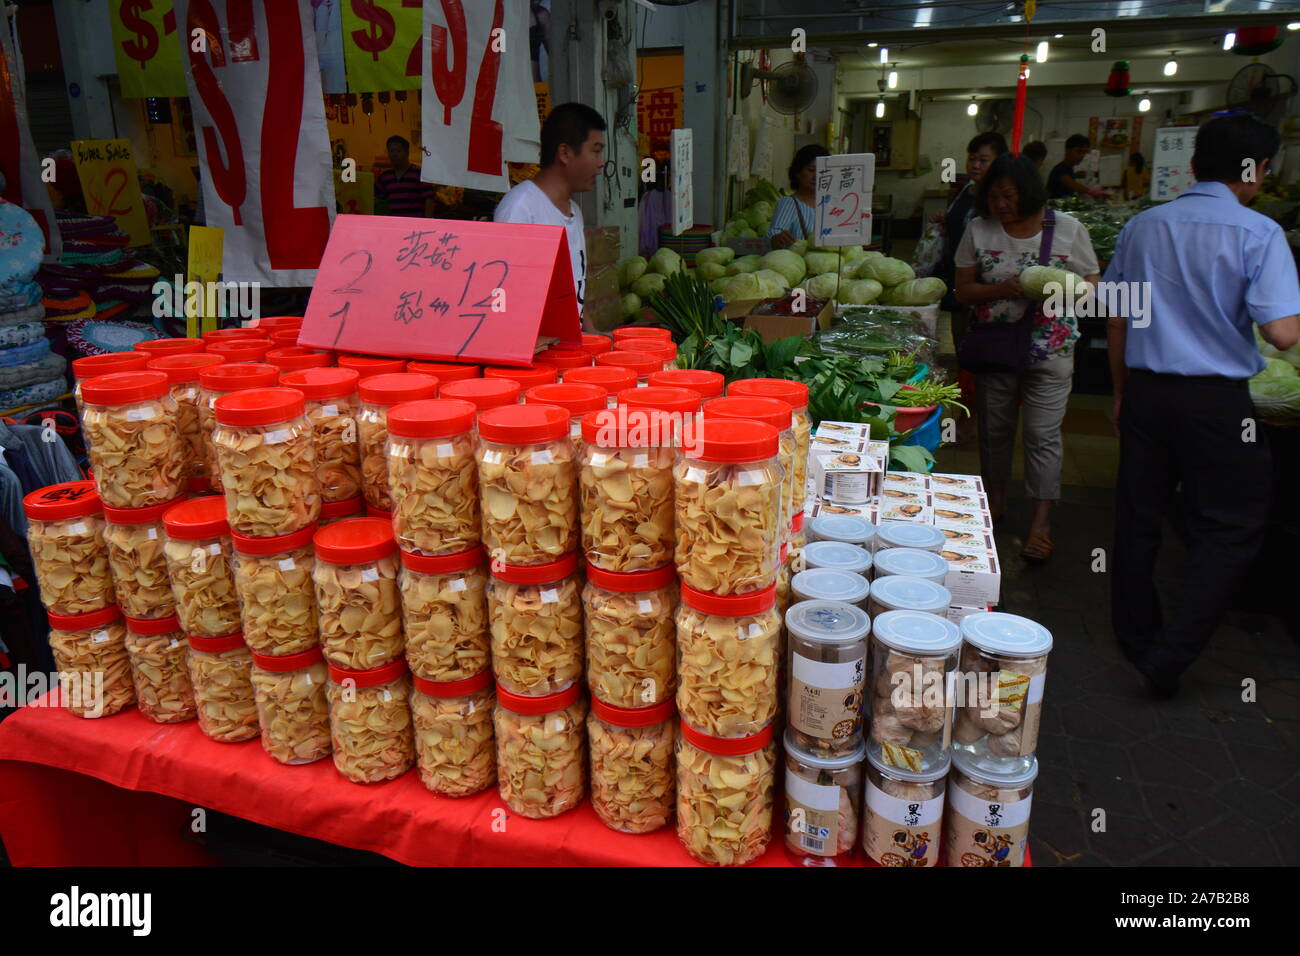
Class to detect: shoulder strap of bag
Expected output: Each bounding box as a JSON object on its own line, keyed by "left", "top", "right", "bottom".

{"left": 1038, "top": 209, "right": 1056, "bottom": 266}
{"left": 795, "top": 199, "right": 810, "bottom": 239}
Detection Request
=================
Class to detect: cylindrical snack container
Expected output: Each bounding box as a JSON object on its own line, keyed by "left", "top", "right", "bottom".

{"left": 123, "top": 613, "right": 197, "bottom": 724}
{"left": 47, "top": 605, "right": 134, "bottom": 718}
{"left": 280, "top": 367, "right": 364, "bottom": 504}
{"left": 357, "top": 372, "right": 439, "bottom": 511}
{"left": 250, "top": 647, "right": 332, "bottom": 765}
{"left": 874, "top": 522, "right": 946, "bottom": 555}
{"left": 230, "top": 524, "right": 319, "bottom": 656}
{"left": 313, "top": 517, "right": 404, "bottom": 670}
{"left": 785, "top": 599, "right": 871, "bottom": 756}
{"left": 269, "top": 327, "right": 303, "bottom": 347}
{"left": 337, "top": 355, "right": 407, "bottom": 380}
{"left": 634, "top": 339, "right": 678, "bottom": 371}
{"left": 867, "top": 575, "right": 951, "bottom": 619}
{"left": 676, "top": 721, "right": 776, "bottom": 866}
{"left": 943, "top": 750, "right": 1037, "bottom": 867}
{"left": 612, "top": 326, "right": 673, "bottom": 347}
{"left": 596, "top": 349, "right": 659, "bottom": 385}
{"left": 801, "top": 540, "right": 873, "bottom": 576}
{"left": 440, "top": 377, "right": 522, "bottom": 412}
{"left": 410, "top": 670, "right": 496, "bottom": 797}
{"left": 386, "top": 398, "right": 481, "bottom": 555}
{"left": 202, "top": 327, "right": 268, "bottom": 342}
{"left": 524, "top": 382, "right": 607, "bottom": 442}
{"left": 808, "top": 514, "right": 876, "bottom": 548}
{"left": 206, "top": 340, "right": 272, "bottom": 364}
{"left": 619, "top": 385, "right": 701, "bottom": 422}
{"left": 790, "top": 568, "right": 870, "bottom": 608}
{"left": 326, "top": 658, "right": 415, "bottom": 784}
{"left": 265, "top": 346, "right": 332, "bottom": 373}
{"left": 776, "top": 545, "right": 792, "bottom": 619}
{"left": 873, "top": 547, "right": 950, "bottom": 584}
{"left": 494, "top": 682, "right": 587, "bottom": 818}
{"left": 24, "top": 480, "right": 115, "bottom": 616}
{"left": 647, "top": 368, "right": 725, "bottom": 400}
{"left": 146, "top": 353, "right": 226, "bottom": 483}
{"left": 588, "top": 696, "right": 676, "bottom": 834}
{"left": 703, "top": 395, "right": 794, "bottom": 543}
{"left": 72, "top": 351, "right": 149, "bottom": 416}
{"left": 483, "top": 364, "right": 557, "bottom": 391}
{"left": 789, "top": 511, "right": 807, "bottom": 553}
{"left": 583, "top": 562, "right": 677, "bottom": 708}
{"left": 784, "top": 729, "right": 865, "bottom": 862}
{"left": 197, "top": 362, "right": 280, "bottom": 494}
{"left": 862, "top": 748, "right": 949, "bottom": 867}
{"left": 134, "top": 337, "right": 205, "bottom": 358}
{"left": 186, "top": 630, "right": 259, "bottom": 742}
{"left": 581, "top": 333, "right": 614, "bottom": 356}
{"left": 563, "top": 366, "right": 634, "bottom": 407}
{"left": 487, "top": 553, "right": 583, "bottom": 697}
{"left": 725, "top": 378, "right": 810, "bottom": 519}
{"left": 81, "top": 370, "right": 188, "bottom": 508}
{"left": 102, "top": 497, "right": 183, "bottom": 620}
{"left": 869, "top": 609, "right": 962, "bottom": 774}
{"left": 399, "top": 545, "right": 489, "bottom": 682}
{"left": 162, "top": 496, "right": 242, "bottom": 638}
{"left": 534, "top": 347, "right": 591, "bottom": 371}
{"left": 319, "top": 495, "right": 364, "bottom": 525}
{"left": 408, "top": 360, "right": 481, "bottom": 383}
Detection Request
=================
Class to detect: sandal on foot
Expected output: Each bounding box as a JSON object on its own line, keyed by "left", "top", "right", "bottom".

{"left": 1020, "top": 531, "right": 1053, "bottom": 562}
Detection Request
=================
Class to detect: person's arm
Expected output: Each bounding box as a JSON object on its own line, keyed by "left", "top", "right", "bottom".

{"left": 765, "top": 197, "right": 796, "bottom": 243}
{"left": 1061, "top": 171, "right": 1107, "bottom": 200}
{"left": 955, "top": 266, "right": 1022, "bottom": 304}
{"left": 1246, "top": 226, "right": 1300, "bottom": 351}
{"left": 1260, "top": 315, "right": 1300, "bottom": 351}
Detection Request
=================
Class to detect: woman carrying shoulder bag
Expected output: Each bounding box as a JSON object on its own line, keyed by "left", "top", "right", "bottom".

{"left": 766, "top": 144, "right": 830, "bottom": 249}
{"left": 954, "top": 154, "right": 1100, "bottom": 563}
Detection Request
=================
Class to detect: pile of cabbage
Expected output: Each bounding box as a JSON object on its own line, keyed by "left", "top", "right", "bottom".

{"left": 712, "top": 243, "right": 945, "bottom": 307}
{"left": 719, "top": 178, "right": 783, "bottom": 240}
{"left": 1251, "top": 330, "right": 1300, "bottom": 422}
{"left": 615, "top": 248, "right": 687, "bottom": 319}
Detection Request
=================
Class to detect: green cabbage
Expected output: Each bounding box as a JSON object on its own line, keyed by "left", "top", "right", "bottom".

{"left": 880, "top": 277, "right": 946, "bottom": 306}
{"left": 788, "top": 239, "right": 809, "bottom": 256}
{"left": 695, "top": 246, "right": 736, "bottom": 266}
{"left": 856, "top": 256, "right": 915, "bottom": 286}
{"left": 648, "top": 248, "right": 682, "bottom": 276}
{"left": 721, "top": 219, "right": 748, "bottom": 237}
{"left": 619, "top": 256, "right": 647, "bottom": 288}
{"left": 744, "top": 202, "right": 773, "bottom": 230}
{"left": 803, "top": 251, "right": 840, "bottom": 276}
{"left": 1259, "top": 357, "right": 1298, "bottom": 379}
{"left": 840, "top": 245, "right": 867, "bottom": 262}
{"left": 752, "top": 268, "right": 790, "bottom": 297}
{"left": 725, "top": 254, "right": 762, "bottom": 275}
{"left": 631, "top": 273, "right": 667, "bottom": 298}
{"left": 709, "top": 276, "right": 732, "bottom": 296}
{"left": 805, "top": 273, "right": 842, "bottom": 299}
{"left": 738, "top": 228, "right": 758, "bottom": 238}
{"left": 860, "top": 251, "right": 884, "bottom": 260}
{"left": 1249, "top": 375, "right": 1300, "bottom": 421}
{"left": 1020, "top": 265, "right": 1082, "bottom": 301}
{"left": 759, "top": 249, "right": 806, "bottom": 286}
{"left": 620, "top": 292, "right": 642, "bottom": 318}
{"left": 723, "top": 273, "right": 763, "bottom": 301}
{"left": 840, "top": 278, "right": 883, "bottom": 305}
{"left": 696, "top": 261, "right": 727, "bottom": 281}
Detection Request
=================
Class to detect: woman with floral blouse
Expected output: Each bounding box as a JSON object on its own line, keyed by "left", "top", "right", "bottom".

{"left": 954, "top": 154, "right": 1100, "bottom": 562}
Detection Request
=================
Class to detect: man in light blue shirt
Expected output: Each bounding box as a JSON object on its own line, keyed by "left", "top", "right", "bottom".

{"left": 1105, "top": 112, "right": 1300, "bottom": 698}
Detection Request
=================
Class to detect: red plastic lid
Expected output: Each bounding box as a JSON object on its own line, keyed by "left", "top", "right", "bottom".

{"left": 439, "top": 377, "right": 521, "bottom": 410}
{"left": 618, "top": 385, "right": 701, "bottom": 415}
{"left": 681, "top": 581, "right": 777, "bottom": 617}
{"left": 689, "top": 418, "right": 778, "bottom": 463}
{"left": 727, "top": 377, "right": 809, "bottom": 411}
{"left": 338, "top": 355, "right": 407, "bottom": 379}
{"left": 102, "top": 492, "right": 186, "bottom": 525}
{"left": 134, "top": 337, "right": 205, "bottom": 356}
{"left": 591, "top": 695, "right": 675, "bottom": 728}
{"left": 206, "top": 340, "right": 272, "bottom": 363}
{"left": 581, "top": 333, "right": 613, "bottom": 355}
{"left": 386, "top": 399, "right": 477, "bottom": 439}
{"left": 266, "top": 347, "right": 332, "bottom": 372}
{"left": 199, "top": 362, "right": 281, "bottom": 393}
{"left": 580, "top": 408, "right": 622, "bottom": 445}
{"left": 81, "top": 370, "right": 169, "bottom": 405}
{"left": 124, "top": 613, "right": 182, "bottom": 636}
{"left": 270, "top": 328, "right": 301, "bottom": 346}
{"left": 483, "top": 364, "right": 558, "bottom": 390}
{"left": 202, "top": 328, "right": 268, "bottom": 343}
{"left": 47, "top": 605, "right": 123, "bottom": 631}
{"left": 256, "top": 316, "right": 303, "bottom": 329}
{"left": 647, "top": 369, "right": 725, "bottom": 398}
{"left": 523, "top": 382, "right": 607, "bottom": 417}
{"left": 534, "top": 347, "right": 591, "bottom": 370}
{"left": 214, "top": 386, "right": 305, "bottom": 427}
{"left": 613, "top": 327, "right": 673, "bottom": 344}
{"left": 188, "top": 631, "right": 247, "bottom": 653}
{"left": 23, "top": 480, "right": 101, "bottom": 521}
{"left": 251, "top": 646, "right": 324, "bottom": 672}
{"left": 146, "top": 353, "right": 226, "bottom": 384}
{"left": 490, "top": 552, "right": 578, "bottom": 585}
{"left": 231, "top": 523, "right": 317, "bottom": 556}
{"left": 792, "top": 511, "right": 804, "bottom": 532}
{"left": 636, "top": 341, "right": 678, "bottom": 364}
{"left": 279, "top": 367, "right": 359, "bottom": 401}
{"left": 680, "top": 719, "right": 773, "bottom": 755}
{"left": 413, "top": 669, "right": 492, "bottom": 698}
{"left": 72, "top": 351, "right": 149, "bottom": 380}
{"left": 585, "top": 562, "right": 676, "bottom": 593}
{"left": 562, "top": 366, "right": 634, "bottom": 393}
{"left": 596, "top": 350, "right": 659, "bottom": 377}
{"left": 358, "top": 372, "right": 439, "bottom": 406}
{"left": 407, "top": 360, "right": 480, "bottom": 383}
{"left": 366, "top": 504, "right": 392, "bottom": 521}
{"left": 320, "top": 496, "right": 364, "bottom": 520}
{"left": 328, "top": 657, "right": 408, "bottom": 688}
{"left": 703, "top": 395, "right": 792, "bottom": 432}
{"left": 478, "top": 402, "right": 569, "bottom": 444}
{"left": 313, "top": 517, "right": 396, "bottom": 565}
{"left": 163, "top": 496, "right": 229, "bottom": 540}
{"left": 495, "top": 680, "right": 581, "bottom": 715}
{"left": 780, "top": 542, "right": 789, "bottom": 562}
{"left": 400, "top": 545, "right": 485, "bottom": 575}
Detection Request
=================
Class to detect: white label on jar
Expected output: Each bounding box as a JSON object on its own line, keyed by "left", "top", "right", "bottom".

{"left": 146, "top": 528, "right": 158, "bottom": 540}
{"left": 434, "top": 442, "right": 456, "bottom": 459}
{"left": 92, "top": 630, "right": 111, "bottom": 644}
{"left": 320, "top": 404, "right": 339, "bottom": 418}
{"left": 207, "top": 543, "right": 222, "bottom": 555}
{"left": 637, "top": 599, "right": 654, "bottom": 614}
{"left": 736, "top": 467, "right": 765, "bottom": 487}
{"left": 263, "top": 427, "right": 293, "bottom": 445}
{"left": 531, "top": 448, "right": 555, "bottom": 465}
{"left": 481, "top": 449, "right": 505, "bottom": 465}
{"left": 947, "top": 781, "right": 1032, "bottom": 828}
{"left": 945, "top": 782, "right": 1032, "bottom": 868}
{"left": 278, "top": 558, "right": 297, "bottom": 572}
{"left": 1028, "top": 671, "right": 1045, "bottom": 704}
{"left": 381, "top": 688, "right": 393, "bottom": 702}
{"left": 791, "top": 653, "right": 865, "bottom": 739}
{"left": 744, "top": 621, "right": 767, "bottom": 639}
{"left": 684, "top": 465, "right": 708, "bottom": 483}
{"left": 168, "top": 638, "right": 181, "bottom": 649}
{"left": 786, "top": 768, "right": 841, "bottom": 811}
{"left": 360, "top": 568, "right": 380, "bottom": 582}
{"left": 548, "top": 716, "right": 565, "bottom": 734}
{"left": 866, "top": 779, "right": 945, "bottom": 826}
{"left": 125, "top": 406, "right": 157, "bottom": 421}
{"left": 65, "top": 521, "right": 88, "bottom": 535}
{"left": 785, "top": 770, "right": 841, "bottom": 857}
{"left": 863, "top": 779, "right": 944, "bottom": 867}
{"left": 569, "top": 422, "right": 582, "bottom": 441}
{"left": 540, "top": 588, "right": 560, "bottom": 604}
{"left": 590, "top": 451, "right": 612, "bottom": 468}
{"left": 448, "top": 578, "right": 468, "bottom": 592}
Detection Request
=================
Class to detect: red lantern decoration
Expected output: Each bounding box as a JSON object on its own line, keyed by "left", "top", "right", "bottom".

{"left": 1105, "top": 60, "right": 1131, "bottom": 97}
{"left": 1233, "top": 26, "right": 1283, "bottom": 56}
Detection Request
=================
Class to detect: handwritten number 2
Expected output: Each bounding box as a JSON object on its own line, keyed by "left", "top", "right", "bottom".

{"left": 332, "top": 249, "right": 373, "bottom": 294}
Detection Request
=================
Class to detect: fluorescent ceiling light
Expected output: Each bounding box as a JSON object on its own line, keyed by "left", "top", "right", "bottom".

{"left": 1036, "top": 41, "right": 1049, "bottom": 62}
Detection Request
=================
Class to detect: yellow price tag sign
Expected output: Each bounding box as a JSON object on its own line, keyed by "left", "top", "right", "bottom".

{"left": 71, "top": 139, "right": 151, "bottom": 246}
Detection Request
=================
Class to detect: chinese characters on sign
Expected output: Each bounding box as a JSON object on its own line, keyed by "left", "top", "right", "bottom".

{"left": 638, "top": 87, "right": 683, "bottom": 159}
{"left": 814, "top": 153, "right": 875, "bottom": 246}
{"left": 1151, "top": 127, "right": 1197, "bottom": 201}
{"left": 671, "top": 128, "right": 694, "bottom": 237}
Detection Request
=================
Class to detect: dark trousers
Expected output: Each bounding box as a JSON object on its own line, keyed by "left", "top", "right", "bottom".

{"left": 1112, "top": 370, "right": 1272, "bottom": 680}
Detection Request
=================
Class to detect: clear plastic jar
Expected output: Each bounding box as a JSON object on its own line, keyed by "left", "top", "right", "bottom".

{"left": 562, "top": 366, "right": 634, "bottom": 408}
{"left": 579, "top": 408, "right": 676, "bottom": 573}
{"left": 675, "top": 583, "right": 781, "bottom": 739}
{"left": 410, "top": 670, "right": 496, "bottom": 797}
{"left": 874, "top": 523, "right": 946, "bottom": 555}
{"left": 647, "top": 368, "right": 725, "bottom": 401}
{"left": 357, "top": 372, "right": 440, "bottom": 511}
{"left": 212, "top": 386, "right": 321, "bottom": 537}
{"left": 636, "top": 340, "right": 678, "bottom": 372}
{"left": 280, "top": 367, "right": 364, "bottom": 504}
{"left": 81, "top": 370, "right": 188, "bottom": 509}
{"left": 250, "top": 647, "right": 332, "bottom": 765}
{"left": 862, "top": 749, "right": 948, "bottom": 867}
{"left": 583, "top": 563, "right": 677, "bottom": 708}
{"left": 230, "top": 524, "right": 319, "bottom": 656}
{"left": 145, "top": 353, "right": 226, "bottom": 483}
{"left": 588, "top": 696, "right": 676, "bottom": 834}
{"left": 676, "top": 722, "right": 776, "bottom": 866}
{"left": 103, "top": 497, "right": 182, "bottom": 620}
{"left": 726, "top": 378, "right": 810, "bottom": 522}
{"left": 674, "top": 418, "right": 783, "bottom": 595}
{"left": 808, "top": 514, "right": 876, "bottom": 548}
{"left": 784, "top": 730, "right": 865, "bottom": 862}
{"left": 872, "top": 547, "right": 950, "bottom": 584}
{"left": 867, "top": 575, "right": 951, "bottom": 620}
{"left": 124, "top": 614, "right": 197, "bottom": 724}
{"left": 524, "top": 382, "right": 607, "bottom": 444}
{"left": 596, "top": 350, "right": 659, "bottom": 385}
{"left": 703, "top": 395, "right": 794, "bottom": 547}
{"left": 186, "top": 631, "right": 259, "bottom": 742}
{"left": 775, "top": 547, "right": 791, "bottom": 620}
{"left": 325, "top": 658, "right": 415, "bottom": 784}
{"left": 23, "top": 480, "right": 115, "bottom": 616}
{"left": 162, "top": 496, "right": 242, "bottom": 638}
{"left": 618, "top": 385, "right": 702, "bottom": 424}
{"left": 386, "top": 398, "right": 481, "bottom": 555}
{"left": 487, "top": 554, "right": 583, "bottom": 697}
{"left": 313, "top": 518, "right": 404, "bottom": 670}
{"left": 47, "top": 606, "right": 134, "bottom": 718}
{"left": 439, "top": 377, "right": 522, "bottom": 413}
{"left": 943, "top": 751, "right": 1036, "bottom": 868}
{"left": 869, "top": 609, "right": 961, "bottom": 774}
{"left": 72, "top": 351, "right": 149, "bottom": 418}
{"left": 320, "top": 495, "right": 364, "bottom": 525}
{"left": 399, "top": 546, "right": 489, "bottom": 681}
{"left": 476, "top": 403, "right": 576, "bottom": 565}
{"left": 953, "top": 612, "right": 1053, "bottom": 773}
{"left": 786, "top": 600, "right": 871, "bottom": 756}
{"left": 197, "top": 362, "right": 280, "bottom": 495}
{"left": 790, "top": 568, "right": 870, "bottom": 608}
{"left": 494, "top": 682, "right": 587, "bottom": 818}
{"left": 801, "top": 541, "right": 872, "bottom": 576}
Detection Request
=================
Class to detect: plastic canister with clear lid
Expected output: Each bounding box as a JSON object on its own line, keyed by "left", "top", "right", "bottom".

{"left": 23, "top": 480, "right": 115, "bottom": 616}
{"left": 47, "top": 605, "right": 134, "bottom": 718}
{"left": 494, "top": 681, "right": 587, "bottom": 818}
{"left": 874, "top": 522, "right": 946, "bottom": 555}
{"left": 943, "top": 750, "right": 1037, "bottom": 867}
{"left": 280, "top": 367, "right": 364, "bottom": 504}
{"left": 399, "top": 545, "right": 489, "bottom": 682}
{"left": 162, "top": 496, "right": 242, "bottom": 638}
{"left": 72, "top": 351, "right": 149, "bottom": 416}
{"left": 197, "top": 362, "right": 281, "bottom": 494}
{"left": 386, "top": 398, "right": 481, "bottom": 556}
{"left": 230, "top": 523, "right": 320, "bottom": 656}
{"left": 703, "top": 395, "right": 794, "bottom": 544}
{"left": 785, "top": 599, "right": 870, "bottom": 756}
{"left": 356, "top": 372, "right": 440, "bottom": 511}
{"left": 784, "top": 729, "right": 865, "bottom": 862}
{"left": 313, "top": 517, "right": 404, "bottom": 670}
{"left": 524, "top": 381, "right": 607, "bottom": 444}
{"left": 186, "top": 630, "right": 260, "bottom": 742}
{"left": 801, "top": 540, "right": 873, "bottom": 576}
{"left": 562, "top": 365, "right": 633, "bottom": 408}
{"left": 103, "top": 497, "right": 181, "bottom": 620}
{"left": 146, "top": 353, "right": 226, "bottom": 483}
{"left": 726, "top": 378, "right": 810, "bottom": 520}
{"left": 325, "top": 657, "right": 416, "bottom": 784}
{"left": 583, "top": 562, "right": 677, "bottom": 708}
{"left": 790, "top": 568, "right": 870, "bottom": 608}
{"left": 953, "top": 612, "right": 1053, "bottom": 773}
{"left": 867, "top": 574, "right": 951, "bottom": 618}
{"left": 487, "top": 553, "right": 583, "bottom": 697}
{"left": 676, "top": 721, "right": 776, "bottom": 866}
{"left": 873, "top": 547, "right": 950, "bottom": 584}
{"left": 869, "top": 609, "right": 961, "bottom": 774}
{"left": 123, "top": 613, "right": 197, "bottom": 724}
{"left": 410, "top": 669, "right": 496, "bottom": 797}
{"left": 808, "top": 514, "right": 876, "bottom": 548}
{"left": 862, "top": 747, "right": 949, "bottom": 867}
{"left": 588, "top": 696, "right": 676, "bottom": 834}
{"left": 81, "top": 370, "right": 188, "bottom": 509}
{"left": 250, "top": 646, "right": 332, "bottom": 765}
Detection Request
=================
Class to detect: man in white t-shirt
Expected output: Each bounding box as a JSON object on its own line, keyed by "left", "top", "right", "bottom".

{"left": 494, "top": 102, "right": 606, "bottom": 331}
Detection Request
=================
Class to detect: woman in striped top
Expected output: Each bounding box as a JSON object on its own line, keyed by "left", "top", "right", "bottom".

{"left": 765, "top": 144, "right": 830, "bottom": 249}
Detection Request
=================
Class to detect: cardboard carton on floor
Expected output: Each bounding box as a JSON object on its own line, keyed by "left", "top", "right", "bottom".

{"left": 722, "top": 297, "right": 835, "bottom": 344}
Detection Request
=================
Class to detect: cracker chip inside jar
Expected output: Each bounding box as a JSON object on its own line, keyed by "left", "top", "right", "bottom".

{"left": 325, "top": 664, "right": 415, "bottom": 784}
{"left": 399, "top": 550, "right": 489, "bottom": 682}
{"left": 47, "top": 612, "right": 135, "bottom": 718}
{"left": 82, "top": 373, "right": 188, "bottom": 509}
{"left": 250, "top": 651, "right": 332, "bottom": 765}
{"left": 27, "top": 513, "right": 115, "bottom": 616}
{"left": 582, "top": 568, "right": 677, "bottom": 709}
{"left": 186, "top": 636, "right": 260, "bottom": 742}
{"left": 410, "top": 676, "right": 496, "bottom": 797}
{"left": 124, "top": 622, "right": 197, "bottom": 724}
{"left": 676, "top": 732, "right": 775, "bottom": 866}
{"left": 161, "top": 530, "right": 242, "bottom": 640}
{"left": 675, "top": 594, "right": 780, "bottom": 740}
{"left": 673, "top": 454, "right": 782, "bottom": 596}
{"left": 494, "top": 690, "right": 587, "bottom": 819}
{"left": 314, "top": 552, "right": 404, "bottom": 670}
{"left": 488, "top": 561, "right": 583, "bottom": 697}
{"left": 304, "top": 394, "right": 363, "bottom": 503}
{"left": 580, "top": 440, "right": 675, "bottom": 572}
{"left": 103, "top": 513, "right": 176, "bottom": 620}
{"left": 386, "top": 399, "right": 481, "bottom": 557}
{"left": 587, "top": 701, "right": 675, "bottom": 834}
{"left": 231, "top": 532, "right": 319, "bottom": 656}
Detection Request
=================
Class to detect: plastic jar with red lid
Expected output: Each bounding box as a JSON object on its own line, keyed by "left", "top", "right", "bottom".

{"left": 312, "top": 518, "right": 404, "bottom": 670}
{"left": 269, "top": 327, "right": 301, "bottom": 347}
{"left": 102, "top": 496, "right": 183, "bottom": 619}
{"left": 256, "top": 316, "right": 303, "bottom": 330}
{"left": 676, "top": 721, "right": 777, "bottom": 866}
{"left": 162, "top": 496, "right": 242, "bottom": 638}
{"left": 399, "top": 545, "right": 488, "bottom": 682}
{"left": 281, "top": 367, "right": 363, "bottom": 504}
{"left": 595, "top": 350, "right": 659, "bottom": 385}
{"left": 487, "top": 554, "right": 583, "bottom": 697}
{"left": 673, "top": 418, "right": 783, "bottom": 595}
{"left": 319, "top": 495, "right": 364, "bottom": 525}
{"left": 249, "top": 647, "right": 332, "bottom": 765}
{"left": 561, "top": 365, "right": 633, "bottom": 408}
{"left": 439, "top": 376, "right": 521, "bottom": 412}
{"left": 202, "top": 327, "right": 268, "bottom": 344}
{"left": 704, "top": 395, "right": 795, "bottom": 544}
{"left": 206, "top": 339, "right": 272, "bottom": 364}
{"left": 476, "top": 403, "right": 577, "bottom": 566}
{"left": 81, "top": 370, "right": 188, "bottom": 509}
{"left": 790, "top": 510, "right": 807, "bottom": 553}
{"left": 493, "top": 681, "right": 587, "bottom": 818}
{"left": 198, "top": 362, "right": 281, "bottom": 494}
{"left": 23, "top": 480, "right": 114, "bottom": 616}
{"left": 147, "top": 353, "right": 227, "bottom": 484}
{"left": 646, "top": 368, "right": 724, "bottom": 399}
{"left": 212, "top": 386, "right": 320, "bottom": 537}
{"left": 357, "top": 372, "right": 439, "bottom": 511}
{"left": 46, "top": 605, "right": 134, "bottom": 718}
{"left": 634, "top": 340, "right": 678, "bottom": 371}
{"left": 583, "top": 562, "right": 677, "bottom": 708}
{"left": 612, "top": 327, "right": 673, "bottom": 346}
{"left": 187, "top": 631, "right": 259, "bottom": 742}
{"left": 523, "top": 382, "right": 606, "bottom": 443}
{"left": 410, "top": 670, "right": 496, "bottom": 797}
{"left": 727, "top": 378, "right": 811, "bottom": 519}
{"left": 123, "top": 613, "right": 197, "bottom": 724}
{"left": 581, "top": 333, "right": 614, "bottom": 355}
{"left": 134, "top": 337, "right": 205, "bottom": 358}
{"left": 325, "top": 658, "right": 415, "bottom": 784}
{"left": 385, "top": 398, "right": 481, "bottom": 556}
{"left": 483, "top": 364, "right": 557, "bottom": 391}
{"left": 407, "top": 359, "right": 481, "bottom": 383}
{"left": 534, "top": 347, "right": 591, "bottom": 371}
{"left": 265, "top": 346, "right": 332, "bottom": 373}
{"left": 337, "top": 354, "right": 406, "bottom": 379}
{"left": 230, "top": 524, "right": 319, "bottom": 656}
{"left": 588, "top": 696, "right": 676, "bottom": 834}
{"left": 72, "top": 351, "right": 149, "bottom": 416}
{"left": 676, "top": 583, "right": 781, "bottom": 739}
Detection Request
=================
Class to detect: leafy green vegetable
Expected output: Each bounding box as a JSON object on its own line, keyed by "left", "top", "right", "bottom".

{"left": 759, "top": 249, "right": 807, "bottom": 286}
{"left": 889, "top": 444, "right": 934, "bottom": 474}
{"left": 648, "top": 247, "right": 683, "bottom": 276}
{"left": 725, "top": 254, "right": 762, "bottom": 276}
{"left": 619, "top": 256, "right": 647, "bottom": 288}
{"left": 879, "top": 277, "right": 946, "bottom": 306}
{"left": 695, "top": 246, "right": 736, "bottom": 267}
{"left": 645, "top": 270, "right": 725, "bottom": 342}
{"left": 620, "top": 292, "right": 641, "bottom": 318}
{"left": 856, "top": 256, "right": 915, "bottom": 286}
{"left": 1020, "top": 265, "right": 1081, "bottom": 301}
{"left": 1249, "top": 375, "right": 1300, "bottom": 421}
{"left": 696, "top": 261, "right": 726, "bottom": 281}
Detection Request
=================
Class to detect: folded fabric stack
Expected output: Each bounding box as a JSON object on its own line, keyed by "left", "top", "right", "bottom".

{"left": 0, "top": 200, "right": 65, "bottom": 413}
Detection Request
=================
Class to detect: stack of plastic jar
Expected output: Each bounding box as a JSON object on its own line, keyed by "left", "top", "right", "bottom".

{"left": 862, "top": 749, "right": 949, "bottom": 867}
{"left": 784, "top": 729, "right": 866, "bottom": 864}
{"left": 439, "top": 377, "right": 521, "bottom": 412}
{"left": 867, "top": 575, "right": 951, "bottom": 619}
{"left": 102, "top": 496, "right": 182, "bottom": 620}
{"left": 399, "top": 545, "right": 489, "bottom": 682}
{"left": 790, "top": 568, "right": 870, "bottom": 608}
{"left": 802, "top": 540, "right": 873, "bottom": 576}
{"left": 410, "top": 669, "right": 496, "bottom": 797}
{"left": 703, "top": 396, "right": 795, "bottom": 548}
{"left": 523, "top": 382, "right": 607, "bottom": 443}
{"left": 677, "top": 720, "right": 776, "bottom": 866}
{"left": 583, "top": 563, "right": 677, "bottom": 708}
{"left": 249, "top": 647, "right": 332, "bottom": 765}
{"left": 197, "top": 362, "right": 281, "bottom": 494}
{"left": 487, "top": 553, "right": 583, "bottom": 697}
{"left": 357, "top": 372, "right": 439, "bottom": 512}
{"left": 494, "top": 682, "right": 587, "bottom": 818}
{"left": 808, "top": 514, "right": 876, "bottom": 548}
{"left": 785, "top": 599, "right": 871, "bottom": 755}
{"left": 144, "top": 353, "right": 225, "bottom": 492}
{"left": 874, "top": 522, "right": 946, "bottom": 555}
{"left": 23, "top": 481, "right": 115, "bottom": 617}
{"left": 385, "top": 399, "right": 481, "bottom": 556}
{"left": 71, "top": 351, "right": 148, "bottom": 417}
{"left": 562, "top": 366, "right": 634, "bottom": 408}
{"left": 944, "top": 751, "right": 1037, "bottom": 867}
{"left": 325, "top": 657, "right": 415, "bottom": 784}
{"left": 47, "top": 605, "right": 134, "bottom": 718}
{"left": 869, "top": 609, "right": 961, "bottom": 774}
{"left": 279, "top": 367, "right": 364, "bottom": 505}
{"left": 123, "top": 613, "right": 197, "bottom": 724}
{"left": 187, "top": 631, "right": 260, "bottom": 742}
{"left": 162, "top": 496, "right": 242, "bottom": 639}
{"left": 313, "top": 518, "right": 404, "bottom": 670}
{"left": 873, "top": 547, "right": 950, "bottom": 584}
{"left": 595, "top": 350, "right": 659, "bottom": 386}
{"left": 483, "top": 365, "right": 557, "bottom": 391}
{"left": 588, "top": 696, "right": 676, "bottom": 833}
{"left": 81, "top": 370, "right": 188, "bottom": 509}
{"left": 789, "top": 512, "right": 808, "bottom": 553}
{"left": 230, "top": 525, "right": 319, "bottom": 656}
{"left": 726, "top": 378, "right": 810, "bottom": 523}
{"left": 646, "top": 368, "right": 725, "bottom": 401}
